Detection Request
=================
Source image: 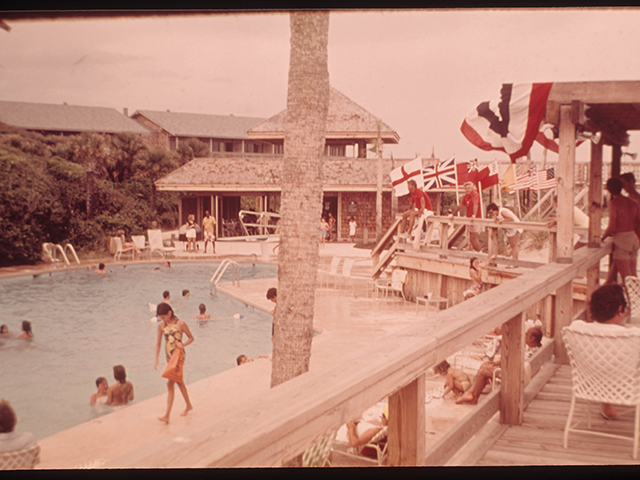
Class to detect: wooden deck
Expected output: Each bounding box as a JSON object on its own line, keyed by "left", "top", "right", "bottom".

{"left": 476, "top": 365, "right": 639, "bottom": 466}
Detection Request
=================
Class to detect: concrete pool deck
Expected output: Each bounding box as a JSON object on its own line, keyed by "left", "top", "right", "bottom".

{"left": 1, "top": 240, "right": 478, "bottom": 468}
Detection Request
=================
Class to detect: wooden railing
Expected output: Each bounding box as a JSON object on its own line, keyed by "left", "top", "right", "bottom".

{"left": 105, "top": 240, "right": 610, "bottom": 467}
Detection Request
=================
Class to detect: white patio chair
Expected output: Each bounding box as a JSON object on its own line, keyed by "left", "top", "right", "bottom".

{"left": 0, "top": 444, "right": 40, "bottom": 470}
{"left": 337, "top": 425, "right": 388, "bottom": 466}
{"left": 374, "top": 269, "right": 407, "bottom": 303}
{"left": 318, "top": 256, "right": 342, "bottom": 289}
{"left": 625, "top": 276, "right": 640, "bottom": 324}
{"left": 131, "top": 235, "right": 149, "bottom": 259}
{"left": 562, "top": 324, "right": 640, "bottom": 459}
{"left": 147, "top": 229, "right": 176, "bottom": 258}
{"left": 113, "top": 236, "right": 134, "bottom": 261}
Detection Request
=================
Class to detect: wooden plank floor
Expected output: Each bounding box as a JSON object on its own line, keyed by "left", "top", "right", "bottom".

{"left": 476, "top": 365, "right": 639, "bottom": 465}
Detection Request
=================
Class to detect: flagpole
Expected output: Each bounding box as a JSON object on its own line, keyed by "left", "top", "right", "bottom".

{"left": 454, "top": 156, "right": 460, "bottom": 212}
{"left": 497, "top": 161, "right": 503, "bottom": 206}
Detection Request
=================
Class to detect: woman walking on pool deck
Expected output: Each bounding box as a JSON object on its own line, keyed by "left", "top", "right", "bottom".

{"left": 154, "top": 302, "right": 194, "bottom": 423}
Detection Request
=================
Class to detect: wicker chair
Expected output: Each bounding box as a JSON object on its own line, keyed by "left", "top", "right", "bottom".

{"left": 625, "top": 276, "right": 640, "bottom": 324}
{"left": 0, "top": 444, "right": 41, "bottom": 470}
{"left": 562, "top": 324, "right": 640, "bottom": 459}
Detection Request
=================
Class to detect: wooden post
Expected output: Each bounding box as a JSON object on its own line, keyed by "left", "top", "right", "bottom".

{"left": 487, "top": 226, "right": 499, "bottom": 258}
{"left": 554, "top": 281, "right": 573, "bottom": 364}
{"left": 611, "top": 144, "right": 622, "bottom": 178}
{"left": 557, "top": 104, "right": 576, "bottom": 263}
{"left": 587, "top": 140, "right": 603, "bottom": 298}
{"left": 440, "top": 221, "right": 450, "bottom": 257}
{"left": 500, "top": 313, "right": 524, "bottom": 425}
{"left": 388, "top": 374, "right": 426, "bottom": 466}
{"left": 548, "top": 231, "right": 557, "bottom": 262}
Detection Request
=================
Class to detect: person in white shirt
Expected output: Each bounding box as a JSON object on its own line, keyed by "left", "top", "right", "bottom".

{"left": 0, "top": 399, "right": 37, "bottom": 454}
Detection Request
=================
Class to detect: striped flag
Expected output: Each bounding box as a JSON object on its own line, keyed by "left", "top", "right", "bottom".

{"left": 461, "top": 83, "right": 553, "bottom": 162}
{"left": 422, "top": 156, "right": 457, "bottom": 190}
{"left": 513, "top": 166, "right": 556, "bottom": 191}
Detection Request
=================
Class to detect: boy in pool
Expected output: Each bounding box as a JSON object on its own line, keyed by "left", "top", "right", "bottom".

{"left": 90, "top": 377, "right": 109, "bottom": 405}
{"left": 194, "top": 304, "right": 213, "bottom": 322}
{"left": 106, "top": 365, "right": 134, "bottom": 407}
{"left": 87, "top": 263, "right": 107, "bottom": 274}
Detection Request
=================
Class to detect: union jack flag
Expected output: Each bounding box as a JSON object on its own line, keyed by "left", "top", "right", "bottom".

{"left": 422, "top": 156, "right": 457, "bottom": 190}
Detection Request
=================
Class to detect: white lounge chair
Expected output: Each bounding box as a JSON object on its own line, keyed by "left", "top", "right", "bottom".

{"left": 0, "top": 444, "right": 40, "bottom": 470}
{"left": 131, "top": 235, "right": 149, "bottom": 259}
{"left": 562, "top": 324, "right": 640, "bottom": 459}
{"left": 318, "top": 257, "right": 342, "bottom": 289}
{"left": 147, "top": 229, "right": 176, "bottom": 258}
{"left": 301, "top": 430, "right": 336, "bottom": 467}
{"left": 113, "top": 236, "right": 134, "bottom": 261}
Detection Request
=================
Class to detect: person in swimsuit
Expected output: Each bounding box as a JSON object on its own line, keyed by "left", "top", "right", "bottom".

{"left": 17, "top": 321, "right": 33, "bottom": 339}
{"left": 184, "top": 215, "right": 198, "bottom": 253}
{"left": 433, "top": 360, "right": 471, "bottom": 398}
{"left": 464, "top": 255, "right": 496, "bottom": 300}
{"left": 154, "top": 302, "right": 194, "bottom": 423}
{"left": 90, "top": 376, "right": 109, "bottom": 406}
{"left": 106, "top": 365, "right": 134, "bottom": 406}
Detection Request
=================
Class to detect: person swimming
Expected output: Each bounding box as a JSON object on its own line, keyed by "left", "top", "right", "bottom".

{"left": 106, "top": 365, "right": 134, "bottom": 407}
{"left": 17, "top": 321, "right": 33, "bottom": 339}
{"left": 90, "top": 377, "right": 109, "bottom": 406}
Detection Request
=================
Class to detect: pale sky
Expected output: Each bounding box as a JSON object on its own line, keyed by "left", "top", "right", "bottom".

{"left": 2, "top": 8, "right": 640, "bottom": 163}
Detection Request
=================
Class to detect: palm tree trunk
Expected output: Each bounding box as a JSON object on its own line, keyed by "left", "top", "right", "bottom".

{"left": 270, "top": 11, "right": 330, "bottom": 389}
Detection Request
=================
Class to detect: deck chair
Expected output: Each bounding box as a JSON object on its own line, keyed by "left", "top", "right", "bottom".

{"left": 319, "top": 257, "right": 342, "bottom": 289}
{"left": 113, "top": 236, "right": 134, "bottom": 261}
{"left": 625, "top": 276, "right": 640, "bottom": 324}
{"left": 0, "top": 444, "right": 40, "bottom": 470}
{"left": 301, "top": 430, "right": 336, "bottom": 467}
{"left": 147, "top": 229, "right": 176, "bottom": 258}
{"left": 131, "top": 235, "right": 149, "bottom": 259}
{"left": 336, "top": 426, "right": 388, "bottom": 466}
{"left": 374, "top": 269, "right": 407, "bottom": 303}
{"left": 562, "top": 324, "right": 640, "bottom": 459}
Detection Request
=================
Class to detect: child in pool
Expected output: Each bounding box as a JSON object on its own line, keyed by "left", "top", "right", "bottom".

{"left": 17, "top": 321, "right": 33, "bottom": 339}
{"left": 433, "top": 360, "right": 471, "bottom": 398}
{"left": 90, "top": 377, "right": 109, "bottom": 406}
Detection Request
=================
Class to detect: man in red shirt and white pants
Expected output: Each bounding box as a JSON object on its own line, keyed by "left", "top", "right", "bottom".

{"left": 399, "top": 179, "right": 433, "bottom": 238}
{"left": 451, "top": 181, "right": 482, "bottom": 252}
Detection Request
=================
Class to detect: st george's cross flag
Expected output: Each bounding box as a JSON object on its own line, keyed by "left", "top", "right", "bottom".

{"left": 390, "top": 156, "right": 424, "bottom": 196}
{"left": 422, "top": 156, "right": 457, "bottom": 190}
{"left": 460, "top": 83, "right": 553, "bottom": 162}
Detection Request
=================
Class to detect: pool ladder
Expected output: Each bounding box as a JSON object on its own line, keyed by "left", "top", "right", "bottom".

{"left": 42, "top": 242, "right": 81, "bottom": 267}
{"left": 210, "top": 259, "right": 240, "bottom": 294}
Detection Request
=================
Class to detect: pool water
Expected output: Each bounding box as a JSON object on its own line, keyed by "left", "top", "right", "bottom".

{"left": 0, "top": 262, "right": 276, "bottom": 440}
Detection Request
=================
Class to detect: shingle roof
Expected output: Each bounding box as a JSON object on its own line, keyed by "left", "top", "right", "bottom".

{"left": 131, "top": 110, "right": 266, "bottom": 139}
{"left": 0, "top": 100, "right": 152, "bottom": 135}
{"left": 248, "top": 88, "right": 400, "bottom": 144}
{"left": 155, "top": 156, "right": 403, "bottom": 192}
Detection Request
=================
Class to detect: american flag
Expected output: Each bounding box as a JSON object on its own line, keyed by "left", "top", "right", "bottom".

{"left": 422, "top": 156, "right": 457, "bottom": 190}
{"left": 513, "top": 166, "right": 556, "bottom": 191}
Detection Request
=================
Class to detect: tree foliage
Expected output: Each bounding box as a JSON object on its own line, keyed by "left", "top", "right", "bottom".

{"left": 0, "top": 127, "right": 179, "bottom": 266}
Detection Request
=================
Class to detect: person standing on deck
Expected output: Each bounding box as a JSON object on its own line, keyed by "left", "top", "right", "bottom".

{"left": 486, "top": 203, "right": 522, "bottom": 260}
{"left": 450, "top": 182, "right": 482, "bottom": 252}
{"left": 399, "top": 179, "right": 433, "bottom": 238}
{"left": 602, "top": 177, "right": 640, "bottom": 284}
{"left": 202, "top": 210, "right": 216, "bottom": 254}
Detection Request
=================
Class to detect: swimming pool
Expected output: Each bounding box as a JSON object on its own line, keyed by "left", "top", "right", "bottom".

{"left": 0, "top": 262, "right": 276, "bottom": 440}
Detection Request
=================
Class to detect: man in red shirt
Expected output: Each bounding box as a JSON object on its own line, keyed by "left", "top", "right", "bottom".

{"left": 399, "top": 179, "right": 433, "bottom": 237}
{"left": 451, "top": 181, "right": 482, "bottom": 251}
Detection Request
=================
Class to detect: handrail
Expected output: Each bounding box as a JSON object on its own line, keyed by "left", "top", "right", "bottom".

{"left": 107, "top": 242, "right": 611, "bottom": 468}
{"left": 64, "top": 243, "right": 81, "bottom": 265}
{"left": 238, "top": 210, "right": 280, "bottom": 236}
{"left": 210, "top": 259, "right": 240, "bottom": 294}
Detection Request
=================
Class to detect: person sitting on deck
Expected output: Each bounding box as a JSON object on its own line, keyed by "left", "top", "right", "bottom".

{"left": 455, "top": 326, "right": 543, "bottom": 405}
{"left": 398, "top": 179, "right": 433, "bottom": 239}
{"left": 0, "top": 399, "right": 37, "bottom": 455}
{"left": 433, "top": 360, "right": 471, "bottom": 398}
{"left": 106, "top": 365, "right": 134, "bottom": 407}
{"left": 463, "top": 255, "right": 496, "bottom": 300}
{"left": 569, "top": 283, "right": 640, "bottom": 419}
